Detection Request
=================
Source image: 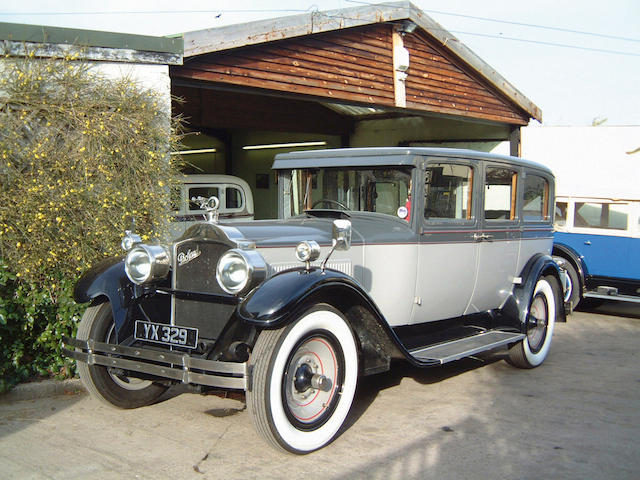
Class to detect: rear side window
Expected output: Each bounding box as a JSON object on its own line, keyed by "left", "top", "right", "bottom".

{"left": 484, "top": 167, "right": 518, "bottom": 221}
{"left": 522, "top": 174, "right": 550, "bottom": 221}
{"left": 226, "top": 187, "right": 243, "bottom": 209}
{"left": 424, "top": 163, "right": 473, "bottom": 220}
{"left": 574, "top": 202, "right": 628, "bottom": 230}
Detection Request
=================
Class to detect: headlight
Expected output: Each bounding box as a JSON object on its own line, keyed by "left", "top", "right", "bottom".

{"left": 125, "top": 244, "right": 170, "bottom": 285}
{"left": 216, "top": 248, "right": 267, "bottom": 294}
{"left": 295, "top": 240, "right": 320, "bottom": 263}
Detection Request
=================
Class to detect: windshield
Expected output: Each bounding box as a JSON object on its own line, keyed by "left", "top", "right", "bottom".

{"left": 282, "top": 167, "right": 412, "bottom": 218}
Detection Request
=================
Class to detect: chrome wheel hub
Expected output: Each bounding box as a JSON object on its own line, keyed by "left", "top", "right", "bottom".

{"left": 283, "top": 335, "right": 341, "bottom": 428}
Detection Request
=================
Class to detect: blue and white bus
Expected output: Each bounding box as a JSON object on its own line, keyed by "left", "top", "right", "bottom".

{"left": 553, "top": 196, "right": 640, "bottom": 309}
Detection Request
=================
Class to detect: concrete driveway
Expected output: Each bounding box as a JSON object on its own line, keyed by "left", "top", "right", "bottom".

{"left": 1, "top": 305, "right": 638, "bottom": 479}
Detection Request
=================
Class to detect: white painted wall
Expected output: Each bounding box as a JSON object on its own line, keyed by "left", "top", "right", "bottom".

{"left": 94, "top": 63, "right": 171, "bottom": 112}
{"left": 512, "top": 126, "right": 640, "bottom": 200}
{"left": 350, "top": 116, "right": 510, "bottom": 149}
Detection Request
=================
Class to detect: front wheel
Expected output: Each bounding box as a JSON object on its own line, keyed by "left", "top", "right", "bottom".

{"left": 247, "top": 304, "right": 359, "bottom": 454}
{"left": 76, "top": 302, "right": 168, "bottom": 408}
{"left": 507, "top": 276, "right": 557, "bottom": 369}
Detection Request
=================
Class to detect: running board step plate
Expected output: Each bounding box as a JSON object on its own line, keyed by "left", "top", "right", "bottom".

{"left": 584, "top": 291, "right": 640, "bottom": 304}
{"left": 410, "top": 331, "right": 525, "bottom": 364}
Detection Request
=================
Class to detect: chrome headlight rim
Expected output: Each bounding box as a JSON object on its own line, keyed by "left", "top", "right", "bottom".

{"left": 216, "top": 248, "right": 267, "bottom": 295}
{"left": 125, "top": 244, "right": 171, "bottom": 285}
{"left": 295, "top": 240, "right": 321, "bottom": 263}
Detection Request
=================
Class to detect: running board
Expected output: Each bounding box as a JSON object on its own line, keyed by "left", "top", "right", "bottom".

{"left": 409, "top": 331, "right": 525, "bottom": 364}
{"left": 584, "top": 291, "right": 640, "bottom": 304}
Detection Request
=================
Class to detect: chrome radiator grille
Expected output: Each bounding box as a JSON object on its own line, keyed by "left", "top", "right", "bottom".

{"left": 173, "top": 240, "right": 227, "bottom": 294}
{"left": 171, "top": 239, "right": 234, "bottom": 339}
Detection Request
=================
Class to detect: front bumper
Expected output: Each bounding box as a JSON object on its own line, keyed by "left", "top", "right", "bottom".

{"left": 63, "top": 337, "right": 247, "bottom": 390}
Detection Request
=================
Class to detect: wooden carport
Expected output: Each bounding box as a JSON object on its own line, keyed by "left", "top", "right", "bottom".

{"left": 169, "top": 1, "right": 541, "bottom": 218}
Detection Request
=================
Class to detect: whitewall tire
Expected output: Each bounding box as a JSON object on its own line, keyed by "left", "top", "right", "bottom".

{"left": 247, "top": 304, "right": 359, "bottom": 454}
{"left": 507, "top": 276, "right": 556, "bottom": 369}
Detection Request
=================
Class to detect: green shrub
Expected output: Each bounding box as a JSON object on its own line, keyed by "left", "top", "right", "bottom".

{"left": 0, "top": 265, "right": 82, "bottom": 391}
{"left": 0, "top": 52, "right": 183, "bottom": 391}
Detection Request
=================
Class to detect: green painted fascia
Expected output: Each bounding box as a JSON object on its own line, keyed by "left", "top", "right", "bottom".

{"left": 0, "top": 22, "right": 183, "bottom": 54}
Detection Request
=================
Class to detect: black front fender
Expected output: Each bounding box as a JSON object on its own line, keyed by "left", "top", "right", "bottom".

{"left": 237, "top": 267, "right": 440, "bottom": 371}
{"left": 74, "top": 257, "right": 135, "bottom": 341}
{"left": 237, "top": 267, "right": 367, "bottom": 328}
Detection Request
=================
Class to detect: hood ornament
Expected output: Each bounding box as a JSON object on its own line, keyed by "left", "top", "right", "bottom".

{"left": 192, "top": 195, "right": 220, "bottom": 223}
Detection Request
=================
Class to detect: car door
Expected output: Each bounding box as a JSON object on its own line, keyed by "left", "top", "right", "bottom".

{"left": 411, "top": 159, "right": 479, "bottom": 323}
{"left": 465, "top": 162, "right": 521, "bottom": 314}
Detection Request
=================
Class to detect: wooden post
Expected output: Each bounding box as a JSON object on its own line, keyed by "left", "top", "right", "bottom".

{"left": 392, "top": 30, "right": 407, "bottom": 108}
{"left": 509, "top": 127, "right": 521, "bottom": 157}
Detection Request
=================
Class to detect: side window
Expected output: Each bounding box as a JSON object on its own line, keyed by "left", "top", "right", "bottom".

{"left": 555, "top": 201, "right": 568, "bottom": 226}
{"left": 188, "top": 186, "right": 219, "bottom": 211}
{"left": 484, "top": 167, "right": 517, "bottom": 221}
{"left": 225, "top": 187, "right": 243, "bottom": 209}
{"left": 424, "top": 163, "right": 473, "bottom": 220}
{"left": 522, "top": 174, "right": 550, "bottom": 221}
{"left": 575, "top": 202, "right": 628, "bottom": 230}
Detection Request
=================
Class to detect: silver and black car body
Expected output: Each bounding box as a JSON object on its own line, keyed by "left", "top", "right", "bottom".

{"left": 64, "top": 147, "right": 565, "bottom": 454}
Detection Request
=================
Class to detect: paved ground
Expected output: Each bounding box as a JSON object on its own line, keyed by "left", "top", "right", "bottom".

{"left": 1, "top": 304, "right": 639, "bottom": 480}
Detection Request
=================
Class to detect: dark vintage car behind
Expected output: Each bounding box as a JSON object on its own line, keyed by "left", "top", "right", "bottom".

{"left": 64, "top": 147, "right": 565, "bottom": 453}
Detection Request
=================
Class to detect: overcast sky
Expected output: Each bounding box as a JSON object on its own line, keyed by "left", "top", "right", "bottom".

{"left": 1, "top": 0, "right": 638, "bottom": 126}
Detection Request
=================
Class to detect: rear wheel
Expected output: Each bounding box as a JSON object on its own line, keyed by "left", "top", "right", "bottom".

{"left": 507, "top": 276, "right": 556, "bottom": 369}
{"left": 76, "top": 302, "right": 168, "bottom": 408}
{"left": 247, "top": 304, "right": 359, "bottom": 454}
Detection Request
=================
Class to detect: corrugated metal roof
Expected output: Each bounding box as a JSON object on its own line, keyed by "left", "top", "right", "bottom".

{"left": 322, "top": 102, "right": 388, "bottom": 117}
{"left": 0, "top": 22, "right": 183, "bottom": 55}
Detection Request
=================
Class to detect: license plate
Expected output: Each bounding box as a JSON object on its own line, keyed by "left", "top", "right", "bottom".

{"left": 134, "top": 321, "right": 198, "bottom": 349}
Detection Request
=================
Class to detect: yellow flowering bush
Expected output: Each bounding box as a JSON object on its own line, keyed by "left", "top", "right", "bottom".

{"left": 0, "top": 53, "right": 183, "bottom": 391}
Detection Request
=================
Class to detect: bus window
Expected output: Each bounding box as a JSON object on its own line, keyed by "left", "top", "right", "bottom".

{"left": 574, "top": 202, "right": 628, "bottom": 230}
{"left": 555, "top": 201, "right": 568, "bottom": 226}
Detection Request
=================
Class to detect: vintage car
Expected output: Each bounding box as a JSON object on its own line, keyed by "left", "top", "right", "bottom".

{"left": 169, "top": 174, "right": 254, "bottom": 239}
{"left": 64, "top": 147, "right": 564, "bottom": 454}
{"left": 553, "top": 196, "right": 640, "bottom": 309}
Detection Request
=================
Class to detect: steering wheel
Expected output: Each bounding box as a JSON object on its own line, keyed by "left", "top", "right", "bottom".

{"left": 311, "top": 198, "right": 348, "bottom": 210}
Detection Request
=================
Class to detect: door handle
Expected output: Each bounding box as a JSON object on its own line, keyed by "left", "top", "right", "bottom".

{"left": 473, "top": 233, "right": 493, "bottom": 242}
{"left": 584, "top": 240, "right": 591, "bottom": 245}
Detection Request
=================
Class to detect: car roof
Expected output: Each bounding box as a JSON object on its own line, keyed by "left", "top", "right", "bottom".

{"left": 272, "top": 147, "right": 553, "bottom": 175}
{"left": 182, "top": 174, "right": 252, "bottom": 190}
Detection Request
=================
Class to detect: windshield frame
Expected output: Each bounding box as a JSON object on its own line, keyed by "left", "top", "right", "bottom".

{"left": 278, "top": 165, "right": 417, "bottom": 222}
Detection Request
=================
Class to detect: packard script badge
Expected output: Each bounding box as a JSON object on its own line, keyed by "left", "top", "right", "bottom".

{"left": 177, "top": 248, "right": 201, "bottom": 266}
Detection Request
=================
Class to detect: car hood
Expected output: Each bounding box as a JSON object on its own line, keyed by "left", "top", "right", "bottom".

{"left": 179, "top": 212, "right": 416, "bottom": 248}
{"left": 225, "top": 212, "right": 416, "bottom": 248}
{"left": 228, "top": 217, "right": 359, "bottom": 248}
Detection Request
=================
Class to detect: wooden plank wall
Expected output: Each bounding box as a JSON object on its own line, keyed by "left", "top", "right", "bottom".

{"left": 403, "top": 32, "right": 529, "bottom": 125}
{"left": 171, "top": 24, "right": 530, "bottom": 126}
{"left": 172, "top": 85, "right": 354, "bottom": 135}
{"left": 172, "top": 25, "right": 396, "bottom": 107}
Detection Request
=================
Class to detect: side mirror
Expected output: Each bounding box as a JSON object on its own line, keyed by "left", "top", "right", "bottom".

{"left": 332, "top": 219, "right": 352, "bottom": 251}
